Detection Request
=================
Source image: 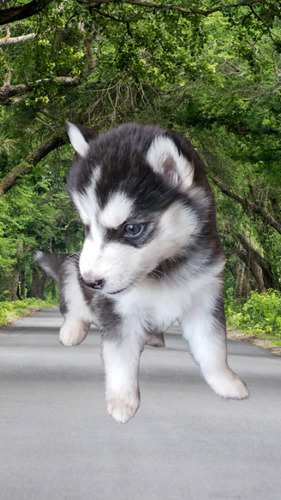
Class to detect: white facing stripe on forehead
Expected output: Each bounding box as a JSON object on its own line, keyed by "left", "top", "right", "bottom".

{"left": 99, "top": 192, "right": 133, "bottom": 229}
{"left": 71, "top": 167, "right": 101, "bottom": 225}
{"left": 72, "top": 192, "right": 92, "bottom": 225}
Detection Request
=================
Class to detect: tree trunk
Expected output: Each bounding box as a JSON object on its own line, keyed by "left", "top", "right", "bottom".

{"left": 233, "top": 236, "right": 273, "bottom": 293}
{"left": 249, "top": 259, "right": 267, "bottom": 294}
{"left": 236, "top": 233, "right": 275, "bottom": 290}
{"left": 19, "top": 271, "right": 26, "bottom": 299}
{"left": 29, "top": 268, "right": 46, "bottom": 299}
{"left": 6, "top": 240, "right": 23, "bottom": 301}
{"left": 234, "top": 261, "right": 252, "bottom": 300}
{"left": 234, "top": 262, "right": 244, "bottom": 300}
{"left": 7, "top": 267, "right": 20, "bottom": 301}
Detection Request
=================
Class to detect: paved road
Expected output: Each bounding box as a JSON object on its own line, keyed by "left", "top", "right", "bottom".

{"left": 1, "top": 309, "right": 281, "bottom": 500}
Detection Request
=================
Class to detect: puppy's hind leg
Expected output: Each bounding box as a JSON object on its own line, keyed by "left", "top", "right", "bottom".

{"left": 145, "top": 331, "right": 165, "bottom": 348}
{"left": 181, "top": 291, "right": 249, "bottom": 400}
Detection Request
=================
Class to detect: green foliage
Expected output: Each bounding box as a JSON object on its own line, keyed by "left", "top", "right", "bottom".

{"left": 0, "top": 168, "right": 83, "bottom": 299}
{"left": 0, "top": 298, "right": 58, "bottom": 327}
{"left": 1, "top": 0, "right": 281, "bottom": 307}
{"left": 227, "top": 291, "right": 281, "bottom": 338}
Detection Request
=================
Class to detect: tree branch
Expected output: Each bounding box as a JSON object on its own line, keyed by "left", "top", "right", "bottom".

{"left": 211, "top": 176, "right": 281, "bottom": 235}
{"left": 0, "top": 0, "right": 274, "bottom": 27}
{"left": 249, "top": 5, "right": 279, "bottom": 46}
{"left": 79, "top": 0, "right": 268, "bottom": 17}
{"left": 0, "top": 135, "right": 66, "bottom": 197}
{"left": 0, "top": 76, "right": 81, "bottom": 105}
{"left": 0, "top": 33, "right": 36, "bottom": 46}
{"left": 0, "top": 0, "right": 53, "bottom": 26}
{"left": 91, "top": 7, "right": 143, "bottom": 23}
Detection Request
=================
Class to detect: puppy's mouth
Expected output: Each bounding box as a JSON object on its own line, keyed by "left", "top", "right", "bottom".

{"left": 106, "top": 286, "right": 129, "bottom": 296}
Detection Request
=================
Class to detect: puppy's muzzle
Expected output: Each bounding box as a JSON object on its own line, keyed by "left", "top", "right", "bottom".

{"left": 81, "top": 276, "right": 105, "bottom": 290}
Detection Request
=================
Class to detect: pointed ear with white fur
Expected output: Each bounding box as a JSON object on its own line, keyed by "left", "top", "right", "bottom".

{"left": 146, "top": 135, "right": 194, "bottom": 191}
{"left": 66, "top": 121, "right": 97, "bottom": 158}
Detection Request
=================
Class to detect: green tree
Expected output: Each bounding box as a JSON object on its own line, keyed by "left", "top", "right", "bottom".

{"left": 0, "top": 0, "right": 280, "bottom": 300}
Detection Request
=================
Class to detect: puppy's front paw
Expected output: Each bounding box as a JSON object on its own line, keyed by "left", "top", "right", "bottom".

{"left": 107, "top": 391, "right": 140, "bottom": 423}
{"left": 59, "top": 319, "right": 89, "bottom": 346}
{"left": 208, "top": 370, "right": 249, "bottom": 400}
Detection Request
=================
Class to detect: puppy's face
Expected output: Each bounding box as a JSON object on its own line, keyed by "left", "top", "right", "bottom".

{"left": 66, "top": 123, "right": 205, "bottom": 295}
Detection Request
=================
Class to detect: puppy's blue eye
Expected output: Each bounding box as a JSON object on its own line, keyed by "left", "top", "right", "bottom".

{"left": 124, "top": 223, "right": 144, "bottom": 238}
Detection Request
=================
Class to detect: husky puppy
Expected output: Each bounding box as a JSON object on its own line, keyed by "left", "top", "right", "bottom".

{"left": 36, "top": 122, "right": 249, "bottom": 423}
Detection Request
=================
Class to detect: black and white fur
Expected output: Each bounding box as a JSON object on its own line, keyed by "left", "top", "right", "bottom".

{"left": 34, "top": 250, "right": 166, "bottom": 349}
{"left": 35, "top": 122, "right": 249, "bottom": 423}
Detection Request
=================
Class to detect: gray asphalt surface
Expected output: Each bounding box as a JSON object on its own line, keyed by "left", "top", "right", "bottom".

{"left": 1, "top": 308, "right": 281, "bottom": 500}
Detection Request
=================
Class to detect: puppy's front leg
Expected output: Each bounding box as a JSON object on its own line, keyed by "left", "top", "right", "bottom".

{"left": 181, "top": 289, "right": 249, "bottom": 400}
{"left": 59, "top": 316, "right": 90, "bottom": 346}
{"left": 102, "top": 330, "right": 144, "bottom": 424}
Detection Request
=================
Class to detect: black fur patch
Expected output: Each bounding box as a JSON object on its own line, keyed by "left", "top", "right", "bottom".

{"left": 95, "top": 295, "right": 121, "bottom": 339}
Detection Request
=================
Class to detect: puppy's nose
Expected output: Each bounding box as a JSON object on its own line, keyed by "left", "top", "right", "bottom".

{"left": 82, "top": 276, "right": 105, "bottom": 290}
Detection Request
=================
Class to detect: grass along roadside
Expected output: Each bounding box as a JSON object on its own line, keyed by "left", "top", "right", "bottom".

{"left": 227, "top": 329, "right": 281, "bottom": 357}
{"left": 226, "top": 290, "right": 281, "bottom": 356}
{"left": 0, "top": 298, "right": 59, "bottom": 327}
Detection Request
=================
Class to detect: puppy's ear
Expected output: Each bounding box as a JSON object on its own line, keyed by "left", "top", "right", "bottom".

{"left": 66, "top": 122, "right": 98, "bottom": 158}
{"left": 146, "top": 135, "right": 194, "bottom": 191}
{"left": 34, "top": 251, "right": 68, "bottom": 282}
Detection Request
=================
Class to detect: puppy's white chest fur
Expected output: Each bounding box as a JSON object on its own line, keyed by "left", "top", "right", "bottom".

{"left": 114, "top": 257, "right": 225, "bottom": 333}
{"left": 115, "top": 281, "right": 185, "bottom": 331}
